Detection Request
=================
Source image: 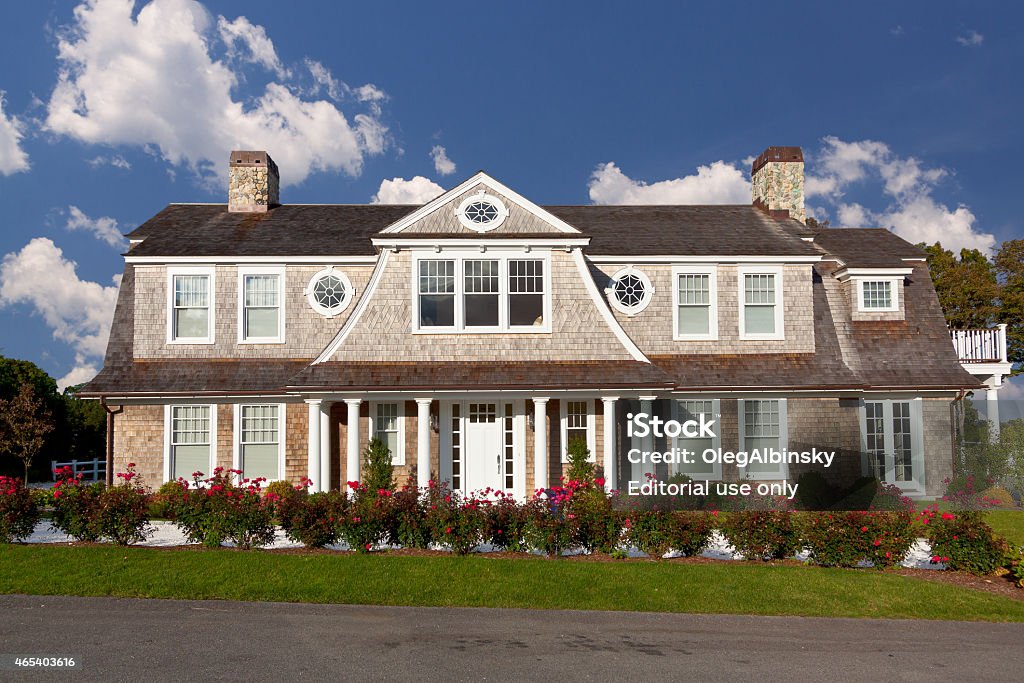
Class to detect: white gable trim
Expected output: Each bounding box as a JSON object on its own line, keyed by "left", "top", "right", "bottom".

{"left": 571, "top": 249, "right": 650, "bottom": 364}
{"left": 378, "top": 172, "right": 581, "bottom": 235}
{"left": 313, "top": 250, "right": 393, "bottom": 364}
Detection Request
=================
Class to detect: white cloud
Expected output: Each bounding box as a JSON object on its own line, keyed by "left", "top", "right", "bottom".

{"left": 0, "top": 238, "right": 119, "bottom": 371}
{"left": 807, "top": 136, "right": 996, "bottom": 254}
{"left": 956, "top": 30, "right": 984, "bottom": 47}
{"left": 0, "top": 92, "right": 30, "bottom": 175}
{"left": 66, "top": 205, "right": 128, "bottom": 248}
{"left": 217, "top": 15, "right": 287, "bottom": 78}
{"left": 430, "top": 145, "right": 456, "bottom": 176}
{"left": 305, "top": 59, "right": 343, "bottom": 101}
{"left": 45, "top": 0, "right": 388, "bottom": 188}
{"left": 588, "top": 160, "right": 750, "bottom": 205}
{"left": 372, "top": 176, "right": 445, "bottom": 204}
{"left": 86, "top": 154, "right": 131, "bottom": 169}
{"left": 57, "top": 360, "right": 100, "bottom": 392}
{"left": 1000, "top": 376, "right": 1024, "bottom": 401}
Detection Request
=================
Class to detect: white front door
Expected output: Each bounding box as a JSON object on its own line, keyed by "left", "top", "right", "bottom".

{"left": 464, "top": 403, "right": 503, "bottom": 493}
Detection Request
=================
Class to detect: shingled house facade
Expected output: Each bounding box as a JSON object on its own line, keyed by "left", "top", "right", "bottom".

{"left": 81, "top": 147, "right": 982, "bottom": 498}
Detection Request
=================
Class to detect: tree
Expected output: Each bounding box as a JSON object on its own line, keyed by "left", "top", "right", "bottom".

{"left": 0, "top": 384, "right": 55, "bottom": 483}
{"left": 994, "top": 240, "right": 1024, "bottom": 370}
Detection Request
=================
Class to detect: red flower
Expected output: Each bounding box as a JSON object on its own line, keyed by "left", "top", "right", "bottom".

{"left": 873, "top": 540, "right": 881, "bottom": 547}
{"left": 941, "top": 512, "right": 955, "bottom": 521}
{"left": 861, "top": 526, "right": 868, "bottom": 532}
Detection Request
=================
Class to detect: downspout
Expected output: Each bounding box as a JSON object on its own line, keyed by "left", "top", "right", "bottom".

{"left": 101, "top": 398, "right": 124, "bottom": 487}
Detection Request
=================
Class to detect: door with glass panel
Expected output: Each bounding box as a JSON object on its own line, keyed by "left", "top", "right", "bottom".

{"left": 863, "top": 400, "right": 917, "bottom": 487}
{"left": 460, "top": 402, "right": 515, "bottom": 494}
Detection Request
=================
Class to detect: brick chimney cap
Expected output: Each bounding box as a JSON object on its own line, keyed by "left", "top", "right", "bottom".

{"left": 751, "top": 146, "right": 803, "bottom": 175}
{"left": 229, "top": 150, "right": 278, "bottom": 173}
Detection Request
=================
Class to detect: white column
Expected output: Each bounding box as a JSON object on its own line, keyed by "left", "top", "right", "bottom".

{"left": 305, "top": 399, "right": 322, "bottom": 493}
{"left": 534, "top": 397, "right": 550, "bottom": 492}
{"left": 345, "top": 399, "right": 362, "bottom": 486}
{"left": 319, "top": 401, "right": 332, "bottom": 491}
{"left": 988, "top": 384, "right": 1001, "bottom": 440}
{"left": 602, "top": 396, "right": 619, "bottom": 492}
{"left": 416, "top": 398, "right": 432, "bottom": 488}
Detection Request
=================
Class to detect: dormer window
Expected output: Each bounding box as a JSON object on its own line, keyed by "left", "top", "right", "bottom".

{"left": 455, "top": 192, "right": 509, "bottom": 232}
{"left": 239, "top": 266, "right": 285, "bottom": 343}
{"left": 837, "top": 268, "right": 908, "bottom": 317}
{"left": 858, "top": 279, "right": 898, "bottom": 312}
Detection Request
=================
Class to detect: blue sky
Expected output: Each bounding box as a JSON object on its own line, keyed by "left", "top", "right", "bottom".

{"left": 0, "top": 0, "right": 1020, "bottom": 394}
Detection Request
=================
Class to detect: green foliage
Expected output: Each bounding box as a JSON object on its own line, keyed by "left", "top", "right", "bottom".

{"left": 50, "top": 470, "right": 105, "bottom": 542}
{"left": 922, "top": 507, "right": 1011, "bottom": 575}
{"left": 425, "top": 488, "right": 486, "bottom": 555}
{"left": 148, "top": 480, "right": 187, "bottom": 519}
{"left": 482, "top": 492, "right": 532, "bottom": 551}
{"left": 386, "top": 484, "right": 432, "bottom": 549}
{"left": 565, "top": 437, "right": 595, "bottom": 484}
{"left": 361, "top": 438, "right": 395, "bottom": 495}
{"left": 0, "top": 384, "right": 55, "bottom": 483}
{"left": 92, "top": 466, "right": 151, "bottom": 546}
{"left": 567, "top": 486, "right": 622, "bottom": 553}
{"left": 337, "top": 482, "right": 390, "bottom": 552}
{"left": 171, "top": 469, "right": 276, "bottom": 549}
{"left": 793, "top": 471, "right": 839, "bottom": 510}
{"left": 626, "top": 510, "right": 712, "bottom": 558}
{"left": 277, "top": 490, "right": 346, "bottom": 549}
{"left": 720, "top": 510, "right": 800, "bottom": 561}
{"left": 263, "top": 479, "right": 299, "bottom": 501}
{"left": 0, "top": 475, "right": 40, "bottom": 543}
{"left": 799, "top": 510, "right": 915, "bottom": 568}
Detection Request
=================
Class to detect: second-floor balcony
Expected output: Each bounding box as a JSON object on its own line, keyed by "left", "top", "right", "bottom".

{"left": 950, "top": 324, "right": 1009, "bottom": 364}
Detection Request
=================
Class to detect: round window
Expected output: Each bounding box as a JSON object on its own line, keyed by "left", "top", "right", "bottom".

{"left": 455, "top": 191, "right": 508, "bottom": 232}
{"left": 306, "top": 268, "right": 354, "bottom": 317}
{"left": 606, "top": 267, "right": 654, "bottom": 315}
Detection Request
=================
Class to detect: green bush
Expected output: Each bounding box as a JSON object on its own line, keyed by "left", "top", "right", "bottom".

{"left": 525, "top": 491, "right": 577, "bottom": 557}
{"left": 0, "top": 475, "right": 40, "bottom": 543}
{"left": 426, "top": 488, "right": 486, "bottom": 555}
{"left": 799, "top": 510, "right": 915, "bottom": 568}
{"left": 277, "top": 489, "right": 346, "bottom": 549}
{"left": 482, "top": 492, "right": 532, "bottom": 551}
{"left": 387, "top": 484, "right": 432, "bottom": 549}
{"left": 793, "top": 471, "right": 839, "bottom": 510}
{"left": 50, "top": 468, "right": 105, "bottom": 542}
{"left": 148, "top": 480, "right": 187, "bottom": 519}
{"left": 92, "top": 465, "right": 151, "bottom": 546}
{"left": 264, "top": 479, "right": 300, "bottom": 502}
{"left": 626, "top": 510, "right": 712, "bottom": 558}
{"left": 720, "top": 510, "right": 800, "bottom": 561}
{"left": 565, "top": 437, "right": 595, "bottom": 485}
{"left": 172, "top": 469, "right": 276, "bottom": 549}
{"left": 921, "top": 506, "right": 1010, "bottom": 575}
{"left": 361, "top": 438, "right": 395, "bottom": 495}
{"left": 338, "top": 481, "right": 390, "bottom": 552}
{"left": 567, "top": 486, "right": 622, "bottom": 553}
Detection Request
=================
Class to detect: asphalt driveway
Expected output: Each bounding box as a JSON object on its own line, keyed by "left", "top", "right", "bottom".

{"left": 1, "top": 595, "right": 1022, "bottom": 681}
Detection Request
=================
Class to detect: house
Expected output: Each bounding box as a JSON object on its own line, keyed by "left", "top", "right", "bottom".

{"left": 81, "top": 146, "right": 993, "bottom": 499}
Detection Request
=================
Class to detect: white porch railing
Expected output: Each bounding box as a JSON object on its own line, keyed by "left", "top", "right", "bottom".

{"left": 51, "top": 458, "right": 106, "bottom": 482}
{"left": 949, "top": 324, "right": 1009, "bottom": 363}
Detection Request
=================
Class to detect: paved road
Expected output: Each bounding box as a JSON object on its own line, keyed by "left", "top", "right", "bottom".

{"left": 1, "top": 595, "right": 1022, "bottom": 681}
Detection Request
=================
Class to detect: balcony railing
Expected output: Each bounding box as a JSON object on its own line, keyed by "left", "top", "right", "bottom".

{"left": 950, "top": 324, "right": 1009, "bottom": 364}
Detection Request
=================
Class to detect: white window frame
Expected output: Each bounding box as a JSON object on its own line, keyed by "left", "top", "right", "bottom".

{"left": 560, "top": 398, "right": 596, "bottom": 463}
{"left": 305, "top": 267, "right": 354, "bottom": 318}
{"left": 411, "top": 250, "right": 552, "bottom": 334}
{"left": 454, "top": 192, "right": 510, "bottom": 232}
{"left": 856, "top": 277, "right": 900, "bottom": 312}
{"left": 163, "top": 403, "right": 217, "bottom": 484}
{"left": 672, "top": 265, "right": 718, "bottom": 340}
{"left": 738, "top": 265, "right": 785, "bottom": 341}
{"left": 605, "top": 266, "right": 654, "bottom": 316}
{"left": 167, "top": 266, "right": 216, "bottom": 344}
{"left": 737, "top": 398, "right": 788, "bottom": 481}
{"left": 858, "top": 397, "right": 925, "bottom": 495}
{"left": 232, "top": 403, "right": 286, "bottom": 482}
{"left": 670, "top": 398, "right": 722, "bottom": 480}
{"left": 237, "top": 266, "right": 286, "bottom": 344}
{"left": 369, "top": 401, "right": 406, "bottom": 466}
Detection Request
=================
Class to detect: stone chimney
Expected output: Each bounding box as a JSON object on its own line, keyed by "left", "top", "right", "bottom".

{"left": 751, "top": 146, "right": 805, "bottom": 224}
{"left": 228, "top": 150, "right": 279, "bottom": 213}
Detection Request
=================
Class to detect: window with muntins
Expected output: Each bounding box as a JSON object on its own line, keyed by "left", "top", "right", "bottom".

{"left": 374, "top": 403, "right": 401, "bottom": 463}
{"left": 861, "top": 280, "right": 893, "bottom": 310}
{"left": 673, "top": 400, "right": 718, "bottom": 478}
{"left": 464, "top": 260, "right": 500, "bottom": 327}
{"left": 678, "top": 273, "right": 714, "bottom": 337}
{"left": 239, "top": 405, "right": 279, "bottom": 480}
{"left": 242, "top": 274, "right": 280, "bottom": 340}
{"left": 741, "top": 399, "right": 786, "bottom": 479}
{"left": 508, "top": 259, "right": 545, "bottom": 326}
{"left": 172, "top": 275, "right": 210, "bottom": 340}
{"left": 170, "top": 406, "right": 211, "bottom": 480}
{"left": 743, "top": 273, "right": 776, "bottom": 335}
{"left": 419, "top": 259, "right": 456, "bottom": 327}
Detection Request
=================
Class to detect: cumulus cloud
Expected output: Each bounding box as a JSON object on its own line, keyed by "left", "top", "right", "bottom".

{"left": 0, "top": 92, "right": 29, "bottom": 175}
{"left": 588, "top": 160, "right": 750, "bottom": 205}
{"left": 66, "top": 205, "right": 127, "bottom": 248}
{"left": 430, "top": 145, "right": 456, "bottom": 176}
{"left": 45, "top": 0, "right": 388, "bottom": 188}
{"left": 372, "top": 176, "right": 445, "bottom": 204}
{"left": 956, "top": 30, "right": 984, "bottom": 47}
{"left": 807, "top": 136, "right": 996, "bottom": 254}
{"left": 0, "top": 238, "right": 120, "bottom": 388}
{"left": 86, "top": 154, "right": 131, "bottom": 169}
{"left": 57, "top": 361, "right": 101, "bottom": 392}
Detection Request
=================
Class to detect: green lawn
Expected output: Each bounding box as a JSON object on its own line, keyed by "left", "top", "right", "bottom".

{"left": 986, "top": 510, "right": 1024, "bottom": 547}
{"left": 1, "top": 545, "right": 1022, "bottom": 621}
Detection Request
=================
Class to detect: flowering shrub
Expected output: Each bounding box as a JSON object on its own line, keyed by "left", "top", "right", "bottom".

{"left": 264, "top": 479, "right": 299, "bottom": 502}
{"left": 941, "top": 475, "right": 1005, "bottom": 510}
{"left": 627, "top": 510, "right": 712, "bottom": 558}
{"left": 149, "top": 480, "right": 188, "bottom": 519}
{"left": 426, "top": 488, "right": 486, "bottom": 555}
{"left": 920, "top": 506, "right": 1010, "bottom": 575}
{"left": 277, "top": 487, "right": 346, "bottom": 549}
{"left": 799, "top": 510, "right": 915, "bottom": 568}
{"left": 0, "top": 475, "right": 39, "bottom": 543}
{"left": 482, "top": 491, "right": 532, "bottom": 551}
{"left": 172, "top": 469, "right": 276, "bottom": 549}
{"left": 91, "top": 464, "right": 151, "bottom": 546}
{"left": 566, "top": 484, "right": 622, "bottom": 553}
{"left": 386, "top": 483, "right": 432, "bottom": 549}
{"left": 50, "top": 467, "right": 104, "bottom": 542}
{"left": 525, "top": 487, "right": 578, "bottom": 557}
{"left": 720, "top": 510, "right": 800, "bottom": 561}
{"left": 337, "top": 481, "right": 390, "bottom": 553}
